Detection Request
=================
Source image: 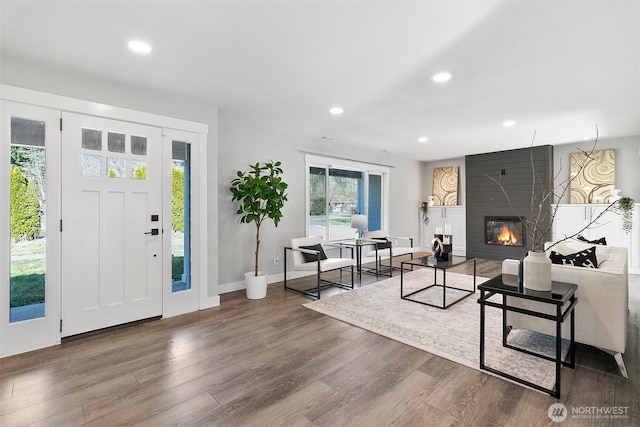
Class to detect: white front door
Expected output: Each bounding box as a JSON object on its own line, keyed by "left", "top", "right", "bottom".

{"left": 61, "top": 113, "right": 162, "bottom": 337}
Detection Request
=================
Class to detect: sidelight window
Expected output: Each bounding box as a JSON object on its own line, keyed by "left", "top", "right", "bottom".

{"left": 171, "top": 140, "right": 191, "bottom": 292}
{"left": 9, "top": 117, "right": 47, "bottom": 322}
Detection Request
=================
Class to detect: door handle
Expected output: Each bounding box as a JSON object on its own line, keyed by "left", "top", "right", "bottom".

{"left": 145, "top": 228, "right": 159, "bottom": 235}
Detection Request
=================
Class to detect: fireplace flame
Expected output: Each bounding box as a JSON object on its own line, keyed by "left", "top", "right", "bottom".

{"left": 497, "top": 225, "right": 519, "bottom": 245}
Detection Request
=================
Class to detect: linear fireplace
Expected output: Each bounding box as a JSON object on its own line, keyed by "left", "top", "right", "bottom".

{"left": 485, "top": 216, "right": 525, "bottom": 247}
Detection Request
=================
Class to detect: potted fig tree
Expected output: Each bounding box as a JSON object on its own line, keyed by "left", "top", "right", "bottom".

{"left": 230, "top": 161, "right": 288, "bottom": 299}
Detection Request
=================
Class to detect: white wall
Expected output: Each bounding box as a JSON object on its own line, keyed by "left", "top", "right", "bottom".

{"left": 218, "top": 107, "right": 422, "bottom": 285}
{"left": 2, "top": 54, "right": 423, "bottom": 292}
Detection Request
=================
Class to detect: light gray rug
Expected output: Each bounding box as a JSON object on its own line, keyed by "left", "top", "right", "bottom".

{"left": 304, "top": 270, "right": 569, "bottom": 392}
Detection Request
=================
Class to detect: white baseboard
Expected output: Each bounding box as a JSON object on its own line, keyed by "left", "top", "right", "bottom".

{"left": 218, "top": 270, "right": 315, "bottom": 294}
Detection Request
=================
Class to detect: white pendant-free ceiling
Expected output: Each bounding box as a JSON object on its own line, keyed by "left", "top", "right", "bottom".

{"left": 1, "top": 1, "right": 638, "bottom": 161}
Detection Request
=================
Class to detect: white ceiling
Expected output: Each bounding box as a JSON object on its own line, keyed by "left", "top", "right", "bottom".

{"left": 1, "top": 0, "right": 639, "bottom": 161}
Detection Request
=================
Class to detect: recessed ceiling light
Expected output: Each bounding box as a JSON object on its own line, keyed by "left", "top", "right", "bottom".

{"left": 502, "top": 120, "right": 516, "bottom": 127}
{"left": 329, "top": 107, "right": 344, "bottom": 115}
{"left": 583, "top": 137, "right": 590, "bottom": 140}
{"left": 418, "top": 137, "right": 428, "bottom": 143}
{"left": 432, "top": 72, "right": 452, "bottom": 83}
{"left": 128, "top": 40, "right": 152, "bottom": 54}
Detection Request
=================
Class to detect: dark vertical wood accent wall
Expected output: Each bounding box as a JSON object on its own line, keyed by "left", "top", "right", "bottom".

{"left": 465, "top": 145, "right": 553, "bottom": 260}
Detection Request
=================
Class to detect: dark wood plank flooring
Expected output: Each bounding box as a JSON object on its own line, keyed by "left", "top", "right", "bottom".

{"left": 1, "top": 257, "right": 638, "bottom": 426}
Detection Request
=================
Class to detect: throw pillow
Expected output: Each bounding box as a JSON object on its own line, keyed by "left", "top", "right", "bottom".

{"left": 577, "top": 235, "right": 607, "bottom": 245}
{"left": 299, "top": 244, "right": 328, "bottom": 263}
{"left": 549, "top": 246, "right": 598, "bottom": 268}
{"left": 372, "top": 237, "right": 392, "bottom": 249}
{"left": 553, "top": 240, "right": 609, "bottom": 264}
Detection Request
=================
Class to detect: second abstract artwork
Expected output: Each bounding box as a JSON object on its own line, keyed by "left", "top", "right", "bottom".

{"left": 433, "top": 166, "right": 459, "bottom": 206}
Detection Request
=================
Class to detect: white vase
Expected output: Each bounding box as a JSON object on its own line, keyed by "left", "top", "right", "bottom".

{"left": 245, "top": 271, "right": 268, "bottom": 299}
{"left": 523, "top": 251, "right": 552, "bottom": 292}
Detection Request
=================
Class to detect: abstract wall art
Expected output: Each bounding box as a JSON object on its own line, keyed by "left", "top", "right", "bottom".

{"left": 432, "top": 166, "right": 459, "bottom": 206}
{"left": 570, "top": 149, "right": 616, "bottom": 204}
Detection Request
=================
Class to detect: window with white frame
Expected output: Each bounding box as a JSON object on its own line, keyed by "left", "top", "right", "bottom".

{"left": 305, "top": 154, "right": 389, "bottom": 240}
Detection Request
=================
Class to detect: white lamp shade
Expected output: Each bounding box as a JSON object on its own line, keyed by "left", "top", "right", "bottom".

{"left": 351, "top": 214, "right": 368, "bottom": 230}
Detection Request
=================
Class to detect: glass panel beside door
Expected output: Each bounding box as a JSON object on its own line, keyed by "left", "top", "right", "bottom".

{"left": 9, "top": 117, "right": 46, "bottom": 322}
{"left": 1, "top": 101, "right": 61, "bottom": 357}
{"left": 172, "top": 140, "right": 191, "bottom": 292}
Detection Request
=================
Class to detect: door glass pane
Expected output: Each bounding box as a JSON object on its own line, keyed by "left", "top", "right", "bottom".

{"left": 131, "top": 136, "right": 147, "bottom": 155}
{"left": 107, "top": 132, "right": 125, "bottom": 153}
{"left": 107, "top": 157, "right": 125, "bottom": 178}
{"left": 9, "top": 118, "right": 46, "bottom": 322}
{"left": 82, "top": 128, "right": 102, "bottom": 150}
{"left": 131, "top": 160, "right": 147, "bottom": 180}
{"left": 327, "top": 168, "right": 363, "bottom": 240}
{"left": 309, "top": 167, "right": 326, "bottom": 239}
{"left": 172, "top": 141, "right": 191, "bottom": 292}
{"left": 368, "top": 174, "right": 382, "bottom": 231}
{"left": 81, "top": 154, "right": 102, "bottom": 177}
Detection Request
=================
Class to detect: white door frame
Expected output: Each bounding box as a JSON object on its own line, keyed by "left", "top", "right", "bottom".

{"left": 162, "top": 128, "right": 207, "bottom": 317}
{"left": 1, "top": 85, "right": 211, "bottom": 357}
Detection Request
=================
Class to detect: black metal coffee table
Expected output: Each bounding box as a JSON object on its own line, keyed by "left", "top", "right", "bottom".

{"left": 400, "top": 255, "right": 476, "bottom": 309}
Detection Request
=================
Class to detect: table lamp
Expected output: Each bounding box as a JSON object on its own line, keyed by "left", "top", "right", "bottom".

{"left": 351, "top": 214, "right": 368, "bottom": 243}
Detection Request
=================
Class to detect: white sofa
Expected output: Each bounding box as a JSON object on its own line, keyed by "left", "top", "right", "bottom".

{"left": 506, "top": 240, "right": 629, "bottom": 378}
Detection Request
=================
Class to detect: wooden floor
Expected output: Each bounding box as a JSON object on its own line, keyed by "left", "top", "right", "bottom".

{"left": 1, "top": 258, "right": 638, "bottom": 426}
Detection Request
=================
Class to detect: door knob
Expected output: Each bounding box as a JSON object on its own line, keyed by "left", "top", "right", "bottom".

{"left": 144, "top": 228, "right": 159, "bottom": 235}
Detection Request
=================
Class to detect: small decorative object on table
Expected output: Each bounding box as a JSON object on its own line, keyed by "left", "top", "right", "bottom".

{"left": 431, "top": 234, "right": 452, "bottom": 261}
{"left": 351, "top": 214, "right": 368, "bottom": 244}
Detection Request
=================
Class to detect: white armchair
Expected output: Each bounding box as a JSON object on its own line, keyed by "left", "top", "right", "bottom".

{"left": 362, "top": 230, "right": 421, "bottom": 277}
{"left": 284, "top": 236, "right": 355, "bottom": 299}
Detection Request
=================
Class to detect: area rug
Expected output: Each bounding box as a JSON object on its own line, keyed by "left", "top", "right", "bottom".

{"left": 304, "top": 269, "right": 569, "bottom": 392}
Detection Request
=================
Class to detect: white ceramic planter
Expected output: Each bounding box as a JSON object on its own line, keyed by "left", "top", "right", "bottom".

{"left": 245, "top": 271, "right": 268, "bottom": 299}
{"left": 523, "top": 251, "right": 552, "bottom": 291}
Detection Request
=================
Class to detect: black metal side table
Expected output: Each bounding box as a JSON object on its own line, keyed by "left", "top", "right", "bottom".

{"left": 478, "top": 274, "right": 578, "bottom": 398}
{"left": 331, "top": 238, "right": 392, "bottom": 282}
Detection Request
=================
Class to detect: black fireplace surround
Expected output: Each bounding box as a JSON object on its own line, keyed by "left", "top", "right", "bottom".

{"left": 485, "top": 216, "right": 525, "bottom": 247}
